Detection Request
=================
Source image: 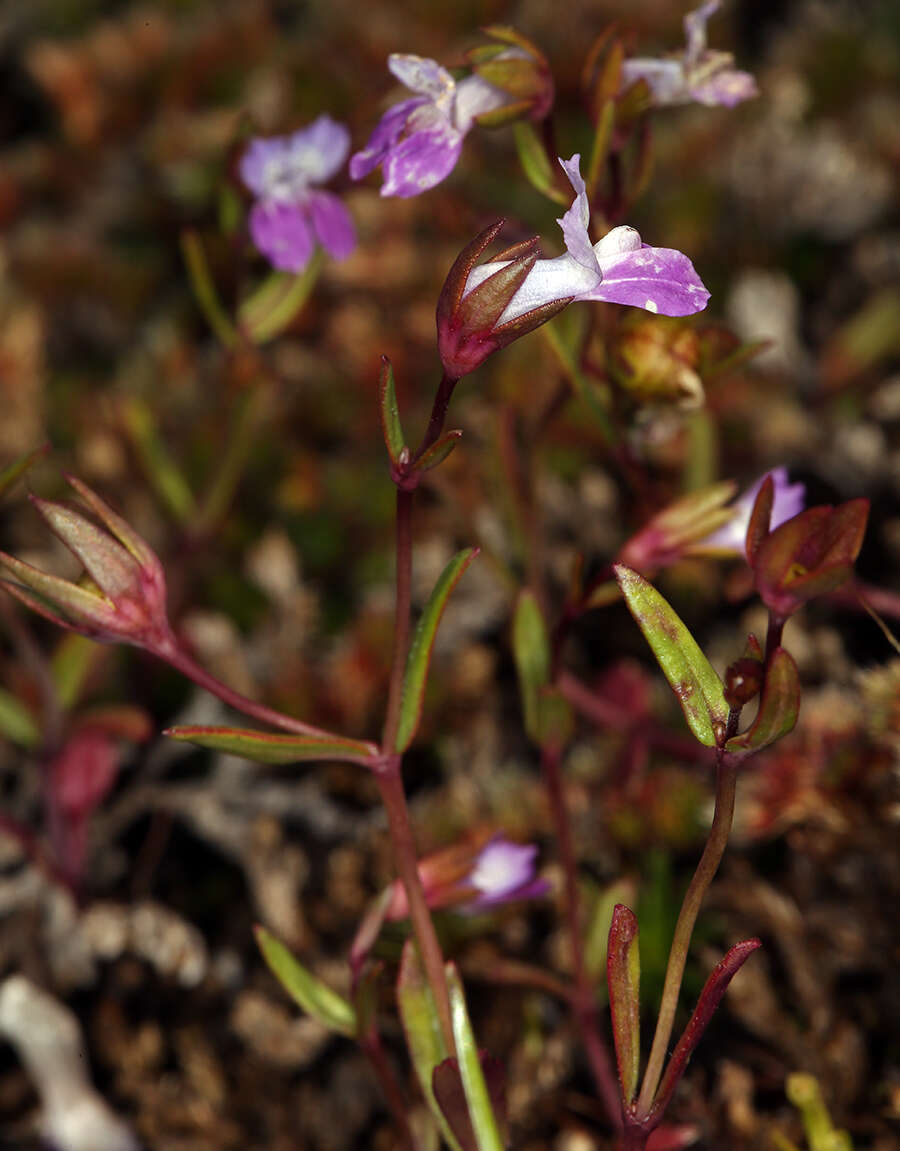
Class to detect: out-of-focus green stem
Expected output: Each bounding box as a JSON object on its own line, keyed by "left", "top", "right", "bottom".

{"left": 181, "top": 230, "right": 237, "bottom": 349}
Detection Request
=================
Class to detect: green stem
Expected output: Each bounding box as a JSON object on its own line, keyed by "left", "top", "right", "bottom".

{"left": 181, "top": 230, "right": 237, "bottom": 349}
{"left": 635, "top": 723, "right": 740, "bottom": 1117}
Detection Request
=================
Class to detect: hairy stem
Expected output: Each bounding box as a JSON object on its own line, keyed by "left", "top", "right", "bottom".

{"left": 635, "top": 718, "right": 740, "bottom": 1117}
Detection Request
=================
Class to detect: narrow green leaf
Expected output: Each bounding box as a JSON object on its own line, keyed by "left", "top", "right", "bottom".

{"left": 0, "top": 444, "right": 49, "bottom": 502}
{"left": 0, "top": 689, "right": 40, "bottom": 749}
{"left": 165, "top": 725, "right": 378, "bottom": 765}
{"left": 379, "top": 357, "right": 406, "bottom": 466}
{"left": 726, "top": 647, "right": 800, "bottom": 754}
{"left": 396, "top": 548, "right": 479, "bottom": 752}
{"left": 512, "top": 590, "right": 550, "bottom": 743}
{"left": 397, "top": 943, "right": 465, "bottom": 1151}
{"left": 238, "top": 253, "right": 322, "bottom": 344}
{"left": 607, "top": 904, "right": 641, "bottom": 1104}
{"left": 614, "top": 564, "right": 728, "bottom": 747}
{"left": 415, "top": 430, "right": 462, "bottom": 473}
{"left": 446, "top": 964, "right": 505, "bottom": 1151}
{"left": 512, "top": 122, "right": 567, "bottom": 205}
{"left": 255, "top": 926, "right": 356, "bottom": 1036}
{"left": 120, "top": 397, "right": 196, "bottom": 523}
{"left": 586, "top": 100, "right": 615, "bottom": 195}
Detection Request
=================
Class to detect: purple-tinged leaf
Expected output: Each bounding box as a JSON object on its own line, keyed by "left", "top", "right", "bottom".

{"left": 433, "top": 1054, "right": 507, "bottom": 1151}
{"left": 726, "top": 647, "right": 800, "bottom": 754}
{"left": 255, "top": 926, "right": 357, "bottom": 1036}
{"left": 396, "top": 548, "right": 479, "bottom": 752}
{"left": 653, "top": 939, "right": 761, "bottom": 1116}
{"left": 614, "top": 564, "right": 728, "bottom": 747}
{"left": 744, "top": 473, "right": 774, "bottom": 564}
{"left": 607, "top": 904, "right": 641, "bottom": 1104}
{"left": 379, "top": 357, "right": 407, "bottom": 467}
{"left": 164, "top": 725, "right": 379, "bottom": 766}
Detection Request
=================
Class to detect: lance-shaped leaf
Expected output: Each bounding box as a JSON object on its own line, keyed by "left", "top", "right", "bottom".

{"left": 379, "top": 357, "right": 407, "bottom": 467}
{"left": 120, "top": 397, "right": 196, "bottom": 523}
{"left": 433, "top": 1055, "right": 507, "bottom": 1151}
{"left": 744, "top": 473, "right": 774, "bottom": 564}
{"left": 395, "top": 548, "right": 479, "bottom": 752}
{"left": 414, "top": 430, "right": 463, "bottom": 474}
{"left": 254, "top": 925, "right": 357, "bottom": 1037}
{"left": 614, "top": 565, "right": 728, "bottom": 747}
{"left": 512, "top": 590, "right": 551, "bottom": 744}
{"left": 397, "top": 942, "right": 464, "bottom": 1151}
{"left": 652, "top": 939, "right": 760, "bottom": 1117}
{"left": 164, "top": 725, "right": 379, "bottom": 766}
{"left": 607, "top": 904, "right": 641, "bottom": 1104}
{"left": 726, "top": 648, "right": 800, "bottom": 755}
{"left": 512, "top": 121, "right": 567, "bottom": 204}
{"left": 0, "top": 443, "right": 49, "bottom": 502}
{"left": 447, "top": 964, "right": 505, "bottom": 1151}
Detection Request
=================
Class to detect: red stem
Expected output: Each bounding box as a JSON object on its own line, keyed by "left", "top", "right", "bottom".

{"left": 361, "top": 1029, "right": 419, "bottom": 1151}
{"left": 541, "top": 742, "right": 622, "bottom": 1129}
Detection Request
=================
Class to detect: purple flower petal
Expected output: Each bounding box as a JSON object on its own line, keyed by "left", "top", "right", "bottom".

{"left": 388, "top": 53, "right": 456, "bottom": 101}
{"left": 466, "top": 837, "right": 547, "bottom": 910}
{"left": 581, "top": 243, "right": 710, "bottom": 316}
{"left": 380, "top": 125, "right": 463, "bottom": 198}
{"left": 307, "top": 190, "right": 356, "bottom": 260}
{"left": 701, "top": 468, "right": 806, "bottom": 553}
{"left": 349, "top": 96, "right": 427, "bottom": 181}
{"left": 240, "top": 136, "right": 293, "bottom": 197}
{"left": 684, "top": 0, "right": 720, "bottom": 64}
{"left": 690, "top": 68, "right": 758, "bottom": 107}
{"left": 558, "top": 154, "right": 600, "bottom": 274}
{"left": 286, "top": 114, "right": 351, "bottom": 183}
{"left": 248, "top": 201, "right": 314, "bottom": 273}
{"left": 621, "top": 58, "right": 691, "bottom": 105}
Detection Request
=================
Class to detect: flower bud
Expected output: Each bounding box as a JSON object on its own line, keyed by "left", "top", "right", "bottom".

{"left": 611, "top": 316, "right": 705, "bottom": 410}
{"left": 465, "top": 26, "right": 555, "bottom": 124}
{"left": 436, "top": 221, "right": 569, "bottom": 379}
{"left": 0, "top": 476, "right": 175, "bottom": 654}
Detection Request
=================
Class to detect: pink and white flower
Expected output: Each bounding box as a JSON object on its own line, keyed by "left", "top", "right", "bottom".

{"left": 463, "top": 154, "right": 710, "bottom": 322}
{"left": 701, "top": 468, "right": 806, "bottom": 554}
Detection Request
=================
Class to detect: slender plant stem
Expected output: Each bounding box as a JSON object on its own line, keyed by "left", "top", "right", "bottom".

{"left": 413, "top": 373, "right": 457, "bottom": 464}
{"left": 635, "top": 730, "right": 740, "bottom": 1117}
{"left": 765, "top": 612, "right": 785, "bottom": 669}
{"left": 541, "top": 743, "right": 622, "bottom": 1128}
{"left": 361, "top": 1029, "right": 419, "bottom": 1151}
{"left": 381, "top": 489, "right": 414, "bottom": 752}
{"left": 377, "top": 762, "right": 455, "bottom": 1054}
{"left": 157, "top": 639, "right": 345, "bottom": 741}
{"left": 378, "top": 480, "right": 455, "bottom": 1053}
